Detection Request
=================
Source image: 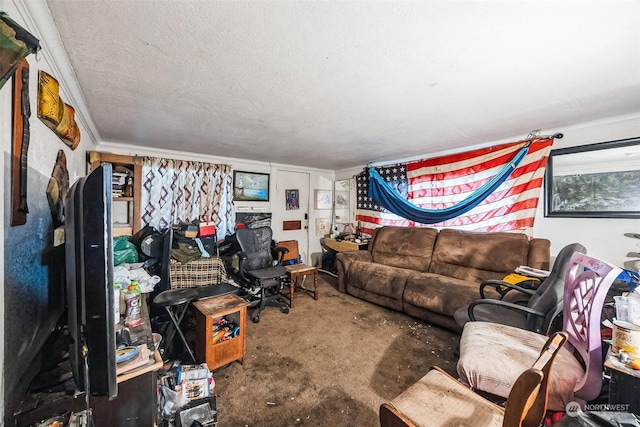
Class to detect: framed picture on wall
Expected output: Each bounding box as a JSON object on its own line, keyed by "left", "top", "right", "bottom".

{"left": 335, "top": 191, "right": 349, "bottom": 209}
{"left": 234, "top": 171, "right": 270, "bottom": 202}
{"left": 285, "top": 189, "right": 300, "bottom": 210}
{"left": 314, "top": 190, "right": 332, "bottom": 210}
{"left": 316, "top": 217, "right": 330, "bottom": 236}
{"left": 544, "top": 137, "right": 640, "bottom": 218}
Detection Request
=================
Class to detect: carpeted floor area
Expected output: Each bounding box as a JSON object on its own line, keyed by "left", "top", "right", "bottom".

{"left": 208, "top": 274, "right": 460, "bottom": 426}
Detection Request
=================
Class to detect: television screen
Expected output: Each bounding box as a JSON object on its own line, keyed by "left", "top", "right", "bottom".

{"left": 64, "top": 163, "right": 117, "bottom": 398}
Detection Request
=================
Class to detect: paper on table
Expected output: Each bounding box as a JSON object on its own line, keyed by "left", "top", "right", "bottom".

{"left": 515, "top": 265, "right": 550, "bottom": 279}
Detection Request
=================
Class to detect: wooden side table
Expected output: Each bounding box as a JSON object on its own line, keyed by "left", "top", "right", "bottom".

{"left": 193, "top": 294, "right": 250, "bottom": 371}
{"left": 284, "top": 264, "right": 319, "bottom": 309}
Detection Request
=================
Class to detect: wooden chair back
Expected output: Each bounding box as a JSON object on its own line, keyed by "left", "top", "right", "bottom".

{"left": 278, "top": 240, "right": 299, "bottom": 262}
{"left": 503, "top": 332, "right": 568, "bottom": 427}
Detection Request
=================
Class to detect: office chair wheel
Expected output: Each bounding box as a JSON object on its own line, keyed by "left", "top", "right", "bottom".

{"left": 252, "top": 315, "right": 260, "bottom": 323}
{"left": 281, "top": 307, "right": 289, "bottom": 314}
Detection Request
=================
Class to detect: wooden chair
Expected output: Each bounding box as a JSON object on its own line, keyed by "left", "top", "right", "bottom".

{"left": 278, "top": 239, "right": 299, "bottom": 264}
{"left": 379, "top": 332, "right": 568, "bottom": 427}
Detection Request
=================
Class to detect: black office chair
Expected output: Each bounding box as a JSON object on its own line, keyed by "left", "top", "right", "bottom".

{"left": 235, "top": 226, "right": 290, "bottom": 323}
{"left": 453, "top": 242, "right": 587, "bottom": 334}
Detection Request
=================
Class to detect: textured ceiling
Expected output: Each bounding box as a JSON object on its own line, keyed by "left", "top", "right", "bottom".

{"left": 46, "top": 1, "right": 640, "bottom": 170}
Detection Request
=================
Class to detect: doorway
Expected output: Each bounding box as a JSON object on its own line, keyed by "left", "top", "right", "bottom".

{"left": 273, "top": 170, "right": 310, "bottom": 263}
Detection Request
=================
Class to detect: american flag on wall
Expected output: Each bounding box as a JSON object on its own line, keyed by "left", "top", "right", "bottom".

{"left": 356, "top": 138, "right": 554, "bottom": 236}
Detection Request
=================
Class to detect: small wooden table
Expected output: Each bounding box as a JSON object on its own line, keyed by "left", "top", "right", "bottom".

{"left": 284, "top": 264, "right": 319, "bottom": 308}
{"left": 193, "top": 294, "right": 250, "bottom": 371}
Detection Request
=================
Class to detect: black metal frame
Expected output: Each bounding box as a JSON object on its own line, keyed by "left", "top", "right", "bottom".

{"left": 544, "top": 136, "right": 640, "bottom": 218}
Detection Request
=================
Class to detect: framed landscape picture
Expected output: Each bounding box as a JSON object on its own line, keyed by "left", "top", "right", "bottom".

{"left": 544, "top": 137, "right": 640, "bottom": 218}
{"left": 233, "top": 171, "right": 269, "bottom": 202}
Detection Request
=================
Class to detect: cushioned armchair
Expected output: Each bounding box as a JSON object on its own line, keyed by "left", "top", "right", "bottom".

{"left": 235, "top": 226, "right": 290, "bottom": 323}
{"left": 456, "top": 253, "right": 621, "bottom": 411}
{"left": 453, "top": 243, "right": 586, "bottom": 334}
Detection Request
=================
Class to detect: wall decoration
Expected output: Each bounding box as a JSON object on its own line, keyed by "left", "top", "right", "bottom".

{"left": 0, "top": 11, "right": 40, "bottom": 89}
{"left": 314, "top": 189, "right": 332, "bottom": 210}
{"left": 315, "top": 217, "right": 330, "bottom": 236}
{"left": 46, "top": 150, "right": 70, "bottom": 228}
{"left": 11, "top": 59, "right": 30, "bottom": 226}
{"left": 285, "top": 189, "right": 299, "bottom": 210}
{"left": 37, "top": 70, "right": 81, "bottom": 150}
{"left": 335, "top": 191, "right": 349, "bottom": 209}
{"left": 545, "top": 136, "right": 640, "bottom": 218}
{"left": 233, "top": 171, "right": 269, "bottom": 202}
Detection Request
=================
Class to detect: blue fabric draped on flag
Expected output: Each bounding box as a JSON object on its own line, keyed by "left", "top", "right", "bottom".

{"left": 356, "top": 137, "right": 554, "bottom": 236}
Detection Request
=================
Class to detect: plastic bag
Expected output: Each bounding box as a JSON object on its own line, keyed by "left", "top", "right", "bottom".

{"left": 160, "top": 384, "right": 189, "bottom": 419}
{"left": 113, "top": 264, "right": 160, "bottom": 292}
{"left": 113, "top": 236, "right": 138, "bottom": 266}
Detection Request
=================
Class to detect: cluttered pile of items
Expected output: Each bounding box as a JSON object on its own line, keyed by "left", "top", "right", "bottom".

{"left": 158, "top": 363, "right": 218, "bottom": 427}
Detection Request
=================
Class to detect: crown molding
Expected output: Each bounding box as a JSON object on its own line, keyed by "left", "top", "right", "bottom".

{"left": 12, "top": 0, "right": 101, "bottom": 146}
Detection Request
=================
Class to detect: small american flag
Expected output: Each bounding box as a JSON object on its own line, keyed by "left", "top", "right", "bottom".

{"left": 356, "top": 138, "right": 554, "bottom": 236}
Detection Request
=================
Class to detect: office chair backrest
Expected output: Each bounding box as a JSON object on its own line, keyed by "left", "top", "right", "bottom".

{"left": 562, "top": 252, "right": 621, "bottom": 402}
{"left": 526, "top": 243, "right": 586, "bottom": 333}
{"left": 236, "top": 227, "right": 275, "bottom": 271}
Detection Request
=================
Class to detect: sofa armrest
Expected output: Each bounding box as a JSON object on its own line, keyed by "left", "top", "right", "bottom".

{"left": 336, "top": 250, "right": 373, "bottom": 293}
{"left": 528, "top": 238, "right": 551, "bottom": 270}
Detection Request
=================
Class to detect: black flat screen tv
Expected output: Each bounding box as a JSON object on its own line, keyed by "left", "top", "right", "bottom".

{"left": 64, "top": 163, "right": 117, "bottom": 398}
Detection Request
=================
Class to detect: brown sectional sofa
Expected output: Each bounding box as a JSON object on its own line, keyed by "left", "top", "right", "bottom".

{"left": 336, "top": 226, "right": 550, "bottom": 331}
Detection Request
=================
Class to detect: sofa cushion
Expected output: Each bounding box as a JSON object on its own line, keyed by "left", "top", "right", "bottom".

{"left": 370, "top": 226, "right": 437, "bottom": 272}
{"left": 404, "top": 272, "right": 480, "bottom": 317}
{"left": 429, "top": 229, "right": 530, "bottom": 282}
{"left": 348, "top": 260, "right": 415, "bottom": 300}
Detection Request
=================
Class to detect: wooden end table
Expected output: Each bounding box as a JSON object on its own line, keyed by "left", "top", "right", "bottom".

{"left": 284, "top": 264, "right": 319, "bottom": 309}
{"left": 193, "top": 294, "right": 250, "bottom": 371}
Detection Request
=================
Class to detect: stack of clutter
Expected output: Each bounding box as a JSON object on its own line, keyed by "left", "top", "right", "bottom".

{"left": 112, "top": 167, "right": 133, "bottom": 198}
{"left": 612, "top": 290, "right": 640, "bottom": 363}
{"left": 211, "top": 315, "right": 239, "bottom": 344}
{"left": 158, "top": 363, "right": 217, "bottom": 427}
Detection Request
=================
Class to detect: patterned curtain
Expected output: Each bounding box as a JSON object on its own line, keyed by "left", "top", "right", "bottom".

{"left": 140, "top": 157, "right": 234, "bottom": 240}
